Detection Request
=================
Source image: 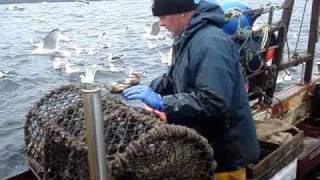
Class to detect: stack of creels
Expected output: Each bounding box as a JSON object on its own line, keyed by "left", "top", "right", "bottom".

{"left": 25, "top": 84, "right": 216, "bottom": 180}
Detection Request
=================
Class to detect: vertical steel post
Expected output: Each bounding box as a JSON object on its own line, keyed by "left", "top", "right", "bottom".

{"left": 304, "top": 0, "right": 320, "bottom": 83}
{"left": 268, "top": 7, "right": 274, "bottom": 26}
{"left": 81, "top": 88, "right": 107, "bottom": 180}
{"left": 265, "top": 0, "right": 295, "bottom": 103}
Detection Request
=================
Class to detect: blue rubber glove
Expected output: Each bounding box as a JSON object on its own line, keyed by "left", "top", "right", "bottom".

{"left": 122, "top": 85, "right": 164, "bottom": 111}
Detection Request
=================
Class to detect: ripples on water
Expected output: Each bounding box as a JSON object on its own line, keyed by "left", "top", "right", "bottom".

{"left": 0, "top": 0, "right": 319, "bottom": 178}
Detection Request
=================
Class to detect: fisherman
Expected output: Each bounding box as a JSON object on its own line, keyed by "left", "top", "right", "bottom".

{"left": 122, "top": 0, "right": 260, "bottom": 179}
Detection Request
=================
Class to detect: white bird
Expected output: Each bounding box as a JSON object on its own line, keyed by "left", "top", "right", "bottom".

{"left": 64, "top": 44, "right": 82, "bottom": 56}
{"left": 158, "top": 50, "right": 168, "bottom": 64}
{"left": 65, "top": 63, "right": 82, "bottom": 74}
{"left": 146, "top": 41, "right": 159, "bottom": 49}
{"left": 0, "top": 68, "right": 11, "bottom": 79}
{"left": 99, "top": 32, "right": 110, "bottom": 49}
{"left": 157, "top": 48, "right": 173, "bottom": 65}
{"left": 52, "top": 57, "right": 68, "bottom": 70}
{"left": 7, "top": 5, "right": 25, "bottom": 11}
{"left": 127, "top": 68, "right": 142, "bottom": 82}
{"left": 109, "top": 63, "right": 122, "bottom": 72}
{"left": 32, "top": 17, "right": 46, "bottom": 23}
{"left": 107, "top": 53, "right": 113, "bottom": 62}
{"left": 145, "top": 21, "right": 160, "bottom": 36}
{"left": 107, "top": 53, "right": 123, "bottom": 63}
{"left": 81, "top": 48, "right": 98, "bottom": 56}
{"left": 42, "top": 29, "right": 68, "bottom": 49}
{"left": 31, "top": 29, "right": 72, "bottom": 57}
{"left": 143, "top": 21, "right": 165, "bottom": 40}
{"left": 276, "top": 71, "right": 293, "bottom": 83}
{"left": 78, "top": 0, "right": 90, "bottom": 6}
{"left": 0, "top": 71, "right": 5, "bottom": 78}
{"left": 80, "top": 64, "right": 105, "bottom": 84}
{"left": 30, "top": 38, "right": 42, "bottom": 48}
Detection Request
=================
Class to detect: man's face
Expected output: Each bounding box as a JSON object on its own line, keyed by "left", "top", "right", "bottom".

{"left": 159, "top": 14, "right": 184, "bottom": 37}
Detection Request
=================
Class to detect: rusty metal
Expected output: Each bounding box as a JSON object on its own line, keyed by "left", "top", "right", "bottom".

{"left": 246, "top": 65, "right": 277, "bottom": 80}
{"left": 271, "top": 83, "right": 310, "bottom": 123}
{"left": 304, "top": 0, "right": 320, "bottom": 83}
{"left": 265, "top": 0, "right": 295, "bottom": 104}
{"left": 278, "top": 54, "right": 311, "bottom": 71}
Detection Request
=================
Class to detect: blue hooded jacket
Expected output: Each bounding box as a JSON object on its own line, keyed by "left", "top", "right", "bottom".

{"left": 150, "top": 1, "right": 260, "bottom": 171}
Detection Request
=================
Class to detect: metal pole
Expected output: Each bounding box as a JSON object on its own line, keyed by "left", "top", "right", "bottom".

{"left": 81, "top": 87, "right": 107, "bottom": 180}
{"left": 304, "top": 0, "right": 320, "bottom": 83}
{"left": 265, "top": 0, "right": 295, "bottom": 104}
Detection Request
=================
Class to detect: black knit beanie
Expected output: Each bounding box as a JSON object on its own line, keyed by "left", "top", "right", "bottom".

{"left": 152, "top": 0, "right": 197, "bottom": 17}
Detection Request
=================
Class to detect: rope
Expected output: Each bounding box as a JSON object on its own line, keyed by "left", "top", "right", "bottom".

{"left": 26, "top": 85, "right": 216, "bottom": 179}
{"left": 237, "top": 29, "right": 252, "bottom": 54}
{"left": 293, "top": 0, "right": 309, "bottom": 53}
{"left": 114, "top": 124, "right": 216, "bottom": 179}
{"left": 284, "top": 39, "right": 293, "bottom": 76}
{"left": 241, "top": 25, "right": 268, "bottom": 73}
{"left": 245, "top": 48, "right": 263, "bottom": 73}
{"left": 260, "top": 25, "right": 270, "bottom": 49}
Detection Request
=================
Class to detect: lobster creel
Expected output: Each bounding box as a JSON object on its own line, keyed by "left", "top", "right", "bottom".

{"left": 25, "top": 84, "right": 216, "bottom": 180}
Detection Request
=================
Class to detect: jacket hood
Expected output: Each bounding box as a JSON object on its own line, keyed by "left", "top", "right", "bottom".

{"left": 174, "top": 1, "right": 225, "bottom": 49}
{"left": 186, "top": 1, "right": 225, "bottom": 35}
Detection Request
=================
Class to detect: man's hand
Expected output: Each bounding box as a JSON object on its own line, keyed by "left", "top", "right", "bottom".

{"left": 144, "top": 105, "right": 167, "bottom": 121}
{"left": 122, "top": 85, "right": 164, "bottom": 111}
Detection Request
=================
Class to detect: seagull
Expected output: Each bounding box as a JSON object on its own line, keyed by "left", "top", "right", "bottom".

{"left": 31, "top": 29, "right": 71, "bottom": 55}
{"left": 7, "top": 5, "right": 25, "bottom": 11}
{"left": 157, "top": 48, "right": 173, "bottom": 65}
{"left": 276, "top": 71, "right": 293, "bottom": 83}
{"left": 82, "top": 48, "right": 98, "bottom": 56}
{"left": 149, "top": 21, "right": 160, "bottom": 36}
{"left": 65, "top": 62, "right": 82, "bottom": 74}
{"left": 107, "top": 53, "right": 123, "bottom": 63}
{"left": 107, "top": 69, "right": 141, "bottom": 93}
{"left": 0, "top": 71, "right": 5, "bottom": 78}
{"left": 0, "top": 68, "right": 12, "bottom": 79}
{"left": 80, "top": 64, "right": 105, "bottom": 83}
{"left": 32, "top": 17, "right": 46, "bottom": 23}
{"left": 31, "top": 29, "right": 79, "bottom": 58}
{"left": 146, "top": 41, "right": 159, "bottom": 49}
{"left": 109, "top": 63, "right": 122, "bottom": 72}
{"left": 127, "top": 68, "right": 141, "bottom": 85}
{"left": 78, "top": 0, "right": 90, "bottom": 6}
{"left": 52, "top": 57, "right": 68, "bottom": 70}
{"left": 158, "top": 50, "right": 168, "bottom": 64}
{"left": 143, "top": 21, "right": 166, "bottom": 49}
{"left": 42, "top": 29, "right": 69, "bottom": 49}
{"left": 143, "top": 21, "right": 165, "bottom": 40}
{"left": 99, "top": 32, "right": 110, "bottom": 49}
